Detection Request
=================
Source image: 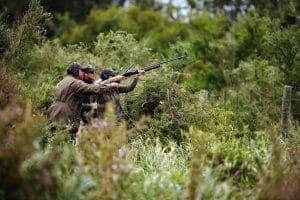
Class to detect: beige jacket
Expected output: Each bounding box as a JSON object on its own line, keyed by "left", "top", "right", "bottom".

{"left": 47, "top": 75, "right": 111, "bottom": 132}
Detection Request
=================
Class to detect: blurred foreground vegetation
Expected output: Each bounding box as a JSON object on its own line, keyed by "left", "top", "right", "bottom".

{"left": 1, "top": 0, "right": 300, "bottom": 199}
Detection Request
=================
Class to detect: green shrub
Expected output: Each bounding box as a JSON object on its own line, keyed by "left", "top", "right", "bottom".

{"left": 23, "top": 133, "right": 95, "bottom": 200}
{"left": 93, "top": 31, "right": 155, "bottom": 70}
{"left": 187, "top": 127, "right": 271, "bottom": 198}
{"left": 221, "top": 58, "right": 283, "bottom": 130}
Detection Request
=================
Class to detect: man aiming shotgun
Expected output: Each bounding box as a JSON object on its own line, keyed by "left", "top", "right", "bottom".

{"left": 94, "top": 55, "right": 187, "bottom": 123}
{"left": 94, "top": 68, "right": 144, "bottom": 123}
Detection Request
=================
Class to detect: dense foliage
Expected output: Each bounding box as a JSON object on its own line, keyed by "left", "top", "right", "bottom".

{"left": 1, "top": 0, "right": 300, "bottom": 199}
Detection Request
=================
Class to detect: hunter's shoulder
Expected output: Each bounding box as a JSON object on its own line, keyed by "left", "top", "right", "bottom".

{"left": 58, "top": 76, "right": 86, "bottom": 89}
{"left": 60, "top": 75, "right": 77, "bottom": 83}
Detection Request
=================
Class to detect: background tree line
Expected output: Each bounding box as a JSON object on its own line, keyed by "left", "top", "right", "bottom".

{"left": 1, "top": 0, "right": 300, "bottom": 91}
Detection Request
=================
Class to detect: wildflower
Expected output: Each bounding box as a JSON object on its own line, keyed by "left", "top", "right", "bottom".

{"left": 100, "top": 121, "right": 108, "bottom": 128}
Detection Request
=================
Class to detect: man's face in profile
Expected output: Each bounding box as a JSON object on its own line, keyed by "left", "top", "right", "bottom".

{"left": 83, "top": 72, "right": 95, "bottom": 84}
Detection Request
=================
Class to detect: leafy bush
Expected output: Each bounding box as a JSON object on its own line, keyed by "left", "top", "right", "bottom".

{"left": 23, "top": 133, "right": 95, "bottom": 200}
{"left": 2, "top": 0, "right": 50, "bottom": 66}
{"left": 186, "top": 127, "right": 271, "bottom": 198}
{"left": 0, "top": 98, "right": 48, "bottom": 199}
{"left": 93, "top": 31, "right": 155, "bottom": 70}
{"left": 222, "top": 58, "right": 283, "bottom": 130}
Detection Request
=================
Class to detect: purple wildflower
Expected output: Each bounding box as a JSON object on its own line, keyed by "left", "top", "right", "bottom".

{"left": 100, "top": 121, "right": 108, "bottom": 128}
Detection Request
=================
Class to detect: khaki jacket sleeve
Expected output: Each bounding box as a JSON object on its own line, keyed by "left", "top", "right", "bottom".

{"left": 72, "top": 79, "right": 112, "bottom": 95}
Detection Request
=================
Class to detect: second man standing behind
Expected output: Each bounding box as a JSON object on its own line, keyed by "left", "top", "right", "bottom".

{"left": 95, "top": 68, "right": 144, "bottom": 123}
